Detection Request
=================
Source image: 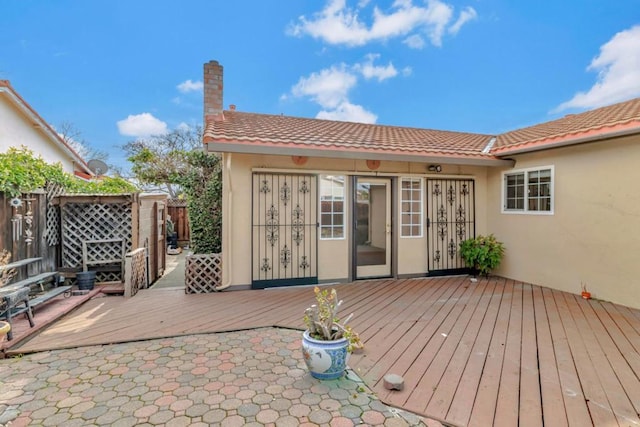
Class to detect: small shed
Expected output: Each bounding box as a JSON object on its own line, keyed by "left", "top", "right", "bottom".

{"left": 56, "top": 193, "right": 167, "bottom": 284}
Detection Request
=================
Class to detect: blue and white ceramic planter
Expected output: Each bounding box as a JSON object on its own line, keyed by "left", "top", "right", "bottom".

{"left": 301, "top": 330, "right": 350, "bottom": 380}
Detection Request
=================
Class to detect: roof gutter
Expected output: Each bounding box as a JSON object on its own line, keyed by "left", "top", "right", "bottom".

{"left": 494, "top": 126, "right": 640, "bottom": 157}
{"left": 205, "top": 141, "right": 515, "bottom": 167}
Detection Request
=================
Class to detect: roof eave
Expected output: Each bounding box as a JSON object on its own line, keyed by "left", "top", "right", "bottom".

{"left": 0, "top": 85, "right": 93, "bottom": 175}
{"left": 205, "top": 140, "right": 514, "bottom": 167}
{"left": 494, "top": 125, "right": 640, "bottom": 156}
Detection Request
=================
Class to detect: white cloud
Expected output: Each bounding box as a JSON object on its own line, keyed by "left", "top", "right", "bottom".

{"left": 316, "top": 101, "right": 378, "bottom": 123}
{"left": 556, "top": 25, "right": 640, "bottom": 111}
{"left": 176, "top": 122, "right": 191, "bottom": 131}
{"left": 292, "top": 64, "right": 357, "bottom": 109}
{"left": 117, "top": 113, "right": 168, "bottom": 137}
{"left": 177, "top": 79, "right": 203, "bottom": 93}
{"left": 354, "top": 53, "right": 398, "bottom": 81}
{"left": 288, "top": 55, "right": 408, "bottom": 123}
{"left": 402, "top": 66, "right": 413, "bottom": 76}
{"left": 403, "top": 34, "right": 425, "bottom": 49}
{"left": 449, "top": 6, "right": 477, "bottom": 35}
{"left": 288, "top": 0, "right": 474, "bottom": 48}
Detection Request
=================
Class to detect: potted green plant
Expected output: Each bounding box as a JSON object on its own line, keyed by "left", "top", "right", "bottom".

{"left": 459, "top": 234, "right": 505, "bottom": 277}
{"left": 301, "top": 287, "right": 363, "bottom": 379}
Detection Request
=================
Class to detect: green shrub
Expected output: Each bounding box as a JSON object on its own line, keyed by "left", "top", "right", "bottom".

{"left": 0, "top": 146, "right": 137, "bottom": 197}
{"left": 459, "top": 234, "right": 505, "bottom": 276}
{"left": 174, "top": 151, "right": 222, "bottom": 254}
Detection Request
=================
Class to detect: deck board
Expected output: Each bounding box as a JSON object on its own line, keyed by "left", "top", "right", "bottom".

{"left": 11, "top": 276, "right": 640, "bottom": 426}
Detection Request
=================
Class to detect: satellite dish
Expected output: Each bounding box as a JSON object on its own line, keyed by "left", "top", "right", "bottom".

{"left": 87, "top": 159, "right": 109, "bottom": 176}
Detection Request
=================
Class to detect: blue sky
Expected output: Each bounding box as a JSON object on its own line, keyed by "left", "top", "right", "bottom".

{"left": 2, "top": 1, "right": 639, "bottom": 170}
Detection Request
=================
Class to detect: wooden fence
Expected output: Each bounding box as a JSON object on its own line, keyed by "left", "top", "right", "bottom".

{"left": 167, "top": 199, "right": 190, "bottom": 246}
{"left": 0, "top": 191, "right": 57, "bottom": 280}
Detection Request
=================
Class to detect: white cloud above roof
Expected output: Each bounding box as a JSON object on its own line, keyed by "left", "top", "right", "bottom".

{"left": 354, "top": 53, "right": 398, "bottom": 81}
{"left": 317, "top": 101, "right": 377, "bottom": 123}
{"left": 289, "top": 54, "right": 404, "bottom": 123}
{"left": 177, "top": 79, "right": 204, "bottom": 93}
{"left": 287, "top": 0, "right": 476, "bottom": 48}
{"left": 117, "top": 113, "right": 168, "bottom": 137}
{"left": 556, "top": 25, "right": 640, "bottom": 112}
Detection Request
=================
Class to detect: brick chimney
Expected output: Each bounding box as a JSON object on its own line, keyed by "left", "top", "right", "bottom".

{"left": 204, "top": 60, "right": 223, "bottom": 122}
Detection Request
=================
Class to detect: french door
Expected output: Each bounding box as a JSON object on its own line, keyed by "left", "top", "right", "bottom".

{"left": 354, "top": 177, "right": 392, "bottom": 278}
{"left": 252, "top": 173, "right": 318, "bottom": 288}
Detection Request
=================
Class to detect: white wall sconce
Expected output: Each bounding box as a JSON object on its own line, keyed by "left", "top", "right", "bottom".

{"left": 428, "top": 164, "right": 442, "bottom": 173}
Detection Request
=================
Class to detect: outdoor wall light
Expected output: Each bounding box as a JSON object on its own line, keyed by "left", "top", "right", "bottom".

{"left": 428, "top": 164, "right": 442, "bottom": 173}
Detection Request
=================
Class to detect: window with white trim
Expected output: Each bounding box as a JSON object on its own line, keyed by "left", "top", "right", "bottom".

{"left": 319, "top": 175, "right": 345, "bottom": 239}
{"left": 401, "top": 177, "right": 423, "bottom": 237}
{"left": 503, "top": 166, "right": 553, "bottom": 213}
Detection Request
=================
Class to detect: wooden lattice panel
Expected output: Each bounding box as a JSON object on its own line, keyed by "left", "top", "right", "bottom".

{"left": 185, "top": 253, "right": 222, "bottom": 293}
{"left": 167, "top": 198, "right": 188, "bottom": 207}
{"left": 124, "top": 248, "right": 147, "bottom": 297}
{"left": 61, "top": 202, "right": 133, "bottom": 281}
{"left": 45, "top": 183, "right": 65, "bottom": 246}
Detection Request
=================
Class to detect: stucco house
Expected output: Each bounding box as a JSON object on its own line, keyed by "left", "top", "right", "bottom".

{"left": 202, "top": 60, "right": 640, "bottom": 309}
{"left": 0, "top": 80, "right": 91, "bottom": 177}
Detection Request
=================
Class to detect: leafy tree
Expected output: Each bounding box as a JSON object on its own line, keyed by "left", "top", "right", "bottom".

{"left": 0, "top": 147, "right": 137, "bottom": 197}
{"left": 123, "top": 126, "right": 203, "bottom": 198}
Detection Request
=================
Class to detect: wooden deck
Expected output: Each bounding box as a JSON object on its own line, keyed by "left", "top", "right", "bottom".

{"left": 11, "top": 276, "right": 640, "bottom": 427}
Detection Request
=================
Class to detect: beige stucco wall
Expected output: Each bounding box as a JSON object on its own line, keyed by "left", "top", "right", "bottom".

{"left": 487, "top": 134, "right": 640, "bottom": 308}
{"left": 220, "top": 152, "right": 489, "bottom": 287}
{"left": 0, "top": 97, "right": 77, "bottom": 173}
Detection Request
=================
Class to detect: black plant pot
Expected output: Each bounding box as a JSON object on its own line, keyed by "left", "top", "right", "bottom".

{"left": 76, "top": 271, "right": 97, "bottom": 290}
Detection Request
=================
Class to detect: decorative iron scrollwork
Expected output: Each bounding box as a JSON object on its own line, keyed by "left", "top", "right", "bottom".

{"left": 261, "top": 258, "right": 271, "bottom": 272}
{"left": 266, "top": 204, "right": 279, "bottom": 247}
{"left": 461, "top": 183, "right": 469, "bottom": 196}
{"left": 434, "top": 250, "right": 441, "bottom": 264}
{"left": 280, "top": 181, "right": 291, "bottom": 206}
{"left": 455, "top": 204, "right": 466, "bottom": 240}
{"left": 300, "top": 256, "right": 310, "bottom": 270}
{"left": 260, "top": 179, "right": 271, "bottom": 194}
{"left": 280, "top": 245, "right": 291, "bottom": 269}
{"left": 292, "top": 204, "right": 304, "bottom": 246}
{"left": 433, "top": 183, "right": 441, "bottom": 196}
{"left": 448, "top": 239, "right": 457, "bottom": 259}
{"left": 437, "top": 204, "right": 447, "bottom": 241}
{"left": 447, "top": 185, "right": 456, "bottom": 206}
{"left": 300, "top": 180, "right": 310, "bottom": 194}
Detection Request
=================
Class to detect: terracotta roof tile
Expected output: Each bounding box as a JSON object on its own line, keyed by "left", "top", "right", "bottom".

{"left": 204, "top": 111, "right": 494, "bottom": 158}
{"left": 494, "top": 97, "right": 640, "bottom": 153}
{"left": 203, "top": 98, "right": 640, "bottom": 161}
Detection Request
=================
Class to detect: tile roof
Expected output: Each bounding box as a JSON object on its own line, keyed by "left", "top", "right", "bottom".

{"left": 493, "top": 97, "right": 640, "bottom": 154}
{"left": 204, "top": 111, "right": 495, "bottom": 160}
{"left": 204, "top": 97, "right": 640, "bottom": 162}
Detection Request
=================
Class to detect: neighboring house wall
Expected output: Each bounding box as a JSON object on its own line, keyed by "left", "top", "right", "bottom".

{"left": 487, "top": 134, "right": 640, "bottom": 308}
{"left": 0, "top": 97, "right": 77, "bottom": 173}
{"left": 221, "top": 152, "right": 490, "bottom": 288}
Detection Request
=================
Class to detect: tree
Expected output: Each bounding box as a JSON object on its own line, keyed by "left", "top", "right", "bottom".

{"left": 57, "top": 121, "right": 110, "bottom": 164}
{"left": 123, "top": 126, "right": 203, "bottom": 198}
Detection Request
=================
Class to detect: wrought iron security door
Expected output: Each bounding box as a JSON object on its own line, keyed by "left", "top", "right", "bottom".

{"left": 426, "top": 179, "right": 475, "bottom": 275}
{"left": 252, "top": 173, "right": 318, "bottom": 289}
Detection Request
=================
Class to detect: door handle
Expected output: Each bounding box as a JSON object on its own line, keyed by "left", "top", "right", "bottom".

{"left": 386, "top": 223, "right": 391, "bottom": 234}
{"left": 426, "top": 218, "right": 431, "bottom": 228}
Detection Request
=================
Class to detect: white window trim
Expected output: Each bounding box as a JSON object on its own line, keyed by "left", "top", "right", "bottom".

{"left": 319, "top": 175, "right": 346, "bottom": 240}
{"left": 400, "top": 177, "right": 424, "bottom": 238}
{"left": 501, "top": 165, "right": 554, "bottom": 215}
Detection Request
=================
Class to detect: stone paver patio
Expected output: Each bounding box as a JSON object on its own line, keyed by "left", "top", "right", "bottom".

{"left": 0, "top": 327, "right": 429, "bottom": 426}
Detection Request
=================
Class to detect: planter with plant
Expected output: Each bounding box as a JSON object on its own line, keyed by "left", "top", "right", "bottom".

{"left": 459, "top": 234, "right": 505, "bottom": 277}
{"left": 302, "top": 287, "right": 363, "bottom": 379}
